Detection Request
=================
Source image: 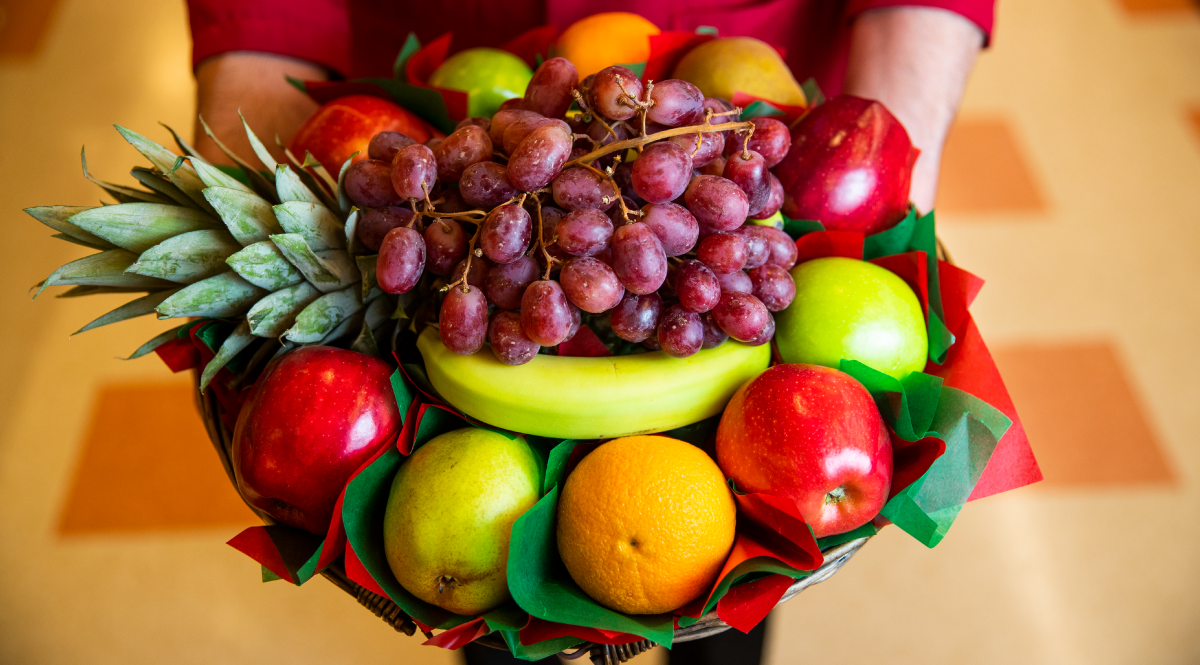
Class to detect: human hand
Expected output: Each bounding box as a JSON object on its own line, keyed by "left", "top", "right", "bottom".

{"left": 843, "top": 7, "right": 984, "bottom": 214}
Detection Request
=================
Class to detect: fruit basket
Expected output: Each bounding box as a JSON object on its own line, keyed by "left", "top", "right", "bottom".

{"left": 199, "top": 369, "right": 872, "bottom": 663}
{"left": 27, "top": 17, "right": 1041, "bottom": 663}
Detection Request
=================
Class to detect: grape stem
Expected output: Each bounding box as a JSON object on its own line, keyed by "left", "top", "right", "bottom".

{"left": 533, "top": 193, "right": 559, "bottom": 280}
{"left": 406, "top": 197, "right": 421, "bottom": 228}
{"left": 424, "top": 209, "right": 488, "bottom": 219}
{"left": 443, "top": 221, "right": 482, "bottom": 294}
{"left": 632, "top": 80, "right": 654, "bottom": 151}
{"left": 610, "top": 76, "right": 655, "bottom": 152}
{"left": 571, "top": 89, "right": 622, "bottom": 145}
{"left": 565, "top": 118, "right": 755, "bottom": 168}
{"left": 575, "top": 159, "right": 637, "bottom": 226}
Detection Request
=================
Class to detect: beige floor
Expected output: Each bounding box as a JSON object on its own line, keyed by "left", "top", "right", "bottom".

{"left": 2, "top": 0, "right": 1199, "bottom": 663}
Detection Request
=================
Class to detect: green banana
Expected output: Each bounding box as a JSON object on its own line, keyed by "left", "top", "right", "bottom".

{"left": 417, "top": 328, "right": 770, "bottom": 439}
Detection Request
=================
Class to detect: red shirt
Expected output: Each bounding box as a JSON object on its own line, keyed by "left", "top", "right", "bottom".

{"left": 187, "top": 0, "right": 992, "bottom": 97}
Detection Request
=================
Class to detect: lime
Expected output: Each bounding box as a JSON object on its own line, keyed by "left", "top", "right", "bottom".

{"left": 429, "top": 48, "right": 532, "bottom": 118}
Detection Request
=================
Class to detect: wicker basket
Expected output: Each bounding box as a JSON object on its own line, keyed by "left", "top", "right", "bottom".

{"left": 195, "top": 360, "right": 871, "bottom": 664}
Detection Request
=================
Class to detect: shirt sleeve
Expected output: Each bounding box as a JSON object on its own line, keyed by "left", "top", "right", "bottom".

{"left": 845, "top": 0, "right": 995, "bottom": 46}
{"left": 186, "top": 0, "right": 352, "bottom": 76}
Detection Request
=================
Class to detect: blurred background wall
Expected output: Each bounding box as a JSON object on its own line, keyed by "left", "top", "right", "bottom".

{"left": 1, "top": 0, "right": 1198, "bottom": 663}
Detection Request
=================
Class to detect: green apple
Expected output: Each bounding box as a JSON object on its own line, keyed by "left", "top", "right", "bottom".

{"left": 383, "top": 427, "right": 540, "bottom": 615}
{"left": 428, "top": 48, "right": 532, "bottom": 118}
{"left": 775, "top": 257, "right": 927, "bottom": 379}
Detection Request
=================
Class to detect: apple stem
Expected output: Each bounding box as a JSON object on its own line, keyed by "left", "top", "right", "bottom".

{"left": 824, "top": 486, "right": 847, "bottom": 505}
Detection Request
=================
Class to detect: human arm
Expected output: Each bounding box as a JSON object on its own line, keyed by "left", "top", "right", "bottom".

{"left": 186, "top": 0, "right": 350, "bottom": 165}
{"left": 842, "top": 6, "right": 985, "bottom": 214}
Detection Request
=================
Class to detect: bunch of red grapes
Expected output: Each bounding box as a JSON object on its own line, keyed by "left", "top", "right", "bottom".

{"left": 342, "top": 57, "right": 800, "bottom": 365}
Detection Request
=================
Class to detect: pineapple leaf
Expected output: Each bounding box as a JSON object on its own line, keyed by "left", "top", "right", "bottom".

{"left": 336, "top": 153, "right": 359, "bottom": 214}
{"left": 270, "top": 340, "right": 295, "bottom": 362}
{"left": 304, "top": 151, "right": 340, "bottom": 194}
{"left": 274, "top": 164, "right": 323, "bottom": 206}
{"left": 286, "top": 286, "right": 363, "bottom": 344}
{"left": 164, "top": 155, "right": 186, "bottom": 176}
{"left": 69, "top": 202, "right": 220, "bottom": 254}
{"left": 197, "top": 115, "right": 278, "bottom": 200}
{"left": 273, "top": 200, "right": 345, "bottom": 250}
{"left": 356, "top": 253, "right": 378, "bottom": 301}
{"left": 114, "top": 125, "right": 216, "bottom": 214}
{"left": 363, "top": 293, "right": 391, "bottom": 330}
{"left": 25, "top": 206, "right": 115, "bottom": 249}
{"left": 35, "top": 249, "right": 174, "bottom": 298}
{"left": 270, "top": 234, "right": 360, "bottom": 293}
{"left": 127, "top": 229, "right": 242, "bottom": 284}
{"left": 156, "top": 272, "right": 267, "bottom": 319}
{"left": 73, "top": 288, "right": 182, "bottom": 335}
{"left": 80, "top": 147, "right": 172, "bottom": 205}
{"left": 226, "top": 240, "right": 305, "bottom": 290}
{"left": 56, "top": 285, "right": 153, "bottom": 298}
{"left": 158, "top": 122, "right": 202, "bottom": 158}
{"left": 350, "top": 321, "right": 382, "bottom": 358}
{"left": 344, "top": 209, "right": 366, "bottom": 254}
{"left": 318, "top": 307, "right": 366, "bottom": 346}
{"left": 351, "top": 297, "right": 391, "bottom": 358}
{"left": 240, "top": 337, "right": 284, "bottom": 381}
{"left": 121, "top": 324, "right": 192, "bottom": 360}
{"left": 203, "top": 187, "right": 284, "bottom": 246}
{"left": 51, "top": 232, "right": 112, "bottom": 250}
{"left": 238, "top": 110, "right": 279, "bottom": 171}
{"left": 130, "top": 167, "right": 200, "bottom": 209}
{"left": 278, "top": 145, "right": 340, "bottom": 212}
{"left": 200, "top": 320, "right": 255, "bottom": 391}
{"left": 246, "top": 281, "right": 321, "bottom": 337}
{"left": 192, "top": 158, "right": 253, "bottom": 193}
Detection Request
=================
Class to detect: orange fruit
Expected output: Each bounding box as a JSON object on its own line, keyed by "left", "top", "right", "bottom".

{"left": 555, "top": 12, "right": 661, "bottom": 81}
{"left": 556, "top": 435, "right": 736, "bottom": 615}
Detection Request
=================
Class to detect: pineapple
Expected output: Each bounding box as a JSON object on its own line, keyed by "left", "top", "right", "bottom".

{"left": 28, "top": 118, "right": 394, "bottom": 391}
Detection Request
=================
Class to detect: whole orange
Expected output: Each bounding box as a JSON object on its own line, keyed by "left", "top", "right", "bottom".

{"left": 555, "top": 12, "right": 660, "bottom": 81}
{"left": 556, "top": 436, "right": 736, "bottom": 615}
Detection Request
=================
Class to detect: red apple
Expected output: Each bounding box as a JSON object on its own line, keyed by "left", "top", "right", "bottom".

{"left": 288, "top": 95, "right": 435, "bottom": 173}
{"left": 233, "top": 346, "right": 401, "bottom": 534}
{"left": 715, "top": 363, "right": 892, "bottom": 538}
{"left": 773, "top": 95, "right": 918, "bottom": 235}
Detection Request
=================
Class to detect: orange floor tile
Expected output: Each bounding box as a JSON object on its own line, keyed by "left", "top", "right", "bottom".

{"left": 936, "top": 117, "right": 1047, "bottom": 216}
{"left": 0, "top": 0, "right": 62, "bottom": 58}
{"left": 59, "top": 382, "right": 258, "bottom": 534}
{"left": 4, "top": 0, "right": 1200, "bottom": 663}
{"left": 1115, "top": 0, "right": 1198, "bottom": 14}
{"left": 991, "top": 341, "right": 1174, "bottom": 486}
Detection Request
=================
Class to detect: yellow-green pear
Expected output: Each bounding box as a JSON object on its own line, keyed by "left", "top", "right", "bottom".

{"left": 383, "top": 428, "right": 541, "bottom": 615}
{"left": 672, "top": 37, "right": 806, "bottom": 107}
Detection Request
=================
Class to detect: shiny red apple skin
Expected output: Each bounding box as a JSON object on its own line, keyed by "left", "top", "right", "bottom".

{"left": 773, "top": 95, "right": 918, "bottom": 235}
{"left": 287, "top": 95, "right": 435, "bottom": 173}
{"left": 233, "top": 346, "right": 401, "bottom": 535}
{"left": 715, "top": 363, "right": 892, "bottom": 538}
